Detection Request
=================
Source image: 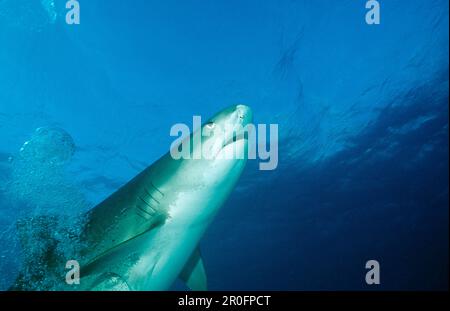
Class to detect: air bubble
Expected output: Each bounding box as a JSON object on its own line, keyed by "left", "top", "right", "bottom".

{"left": 18, "top": 127, "right": 76, "bottom": 166}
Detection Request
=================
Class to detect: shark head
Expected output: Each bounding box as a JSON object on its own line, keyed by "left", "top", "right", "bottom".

{"left": 198, "top": 104, "right": 253, "bottom": 161}
{"left": 162, "top": 105, "right": 253, "bottom": 221}
{"left": 165, "top": 105, "right": 253, "bottom": 218}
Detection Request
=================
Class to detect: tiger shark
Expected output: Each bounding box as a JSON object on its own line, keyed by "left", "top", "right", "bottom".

{"left": 10, "top": 105, "right": 252, "bottom": 291}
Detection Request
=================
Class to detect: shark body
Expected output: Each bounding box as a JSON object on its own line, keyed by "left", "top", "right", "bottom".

{"left": 12, "top": 105, "right": 252, "bottom": 291}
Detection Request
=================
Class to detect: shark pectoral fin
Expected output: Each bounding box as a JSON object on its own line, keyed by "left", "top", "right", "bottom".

{"left": 179, "top": 248, "right": 207, "bottom": 291}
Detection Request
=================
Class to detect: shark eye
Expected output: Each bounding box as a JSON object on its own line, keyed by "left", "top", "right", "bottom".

{"left": 205, "top": 122, "right": 215, "bottom": 129}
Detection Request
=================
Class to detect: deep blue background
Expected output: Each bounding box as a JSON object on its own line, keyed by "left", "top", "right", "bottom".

{"left": 0, "top": 0, "right": 448, "bottom": 290}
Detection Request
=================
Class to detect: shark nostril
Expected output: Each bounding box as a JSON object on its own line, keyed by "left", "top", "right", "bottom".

{"left": 236, "top": 104, "right": 250, "bottom": 122}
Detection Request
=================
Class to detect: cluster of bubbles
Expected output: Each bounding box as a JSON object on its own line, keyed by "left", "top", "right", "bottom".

{"left": 7, "top": 126, "right": 86, "bottom": 213}
{"left": 1, "top": 127, "right": 88, "bottom": 290}
{"left": 19, "top": 126, "right": 76, "bottom": 166}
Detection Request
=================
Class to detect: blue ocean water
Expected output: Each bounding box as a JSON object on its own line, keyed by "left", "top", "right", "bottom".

{"left": 0, "top": 0, "right": 448, "bottom": 290}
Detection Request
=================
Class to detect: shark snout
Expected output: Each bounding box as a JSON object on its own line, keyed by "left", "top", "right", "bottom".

{"left": 235, "top": 104, "right": 253, "bottom": 126}
{"left": 219, "top": 105, "right": 253, "bottom": 148}
{"left": 204, "top": 105, "right": 253, "bottom": 150}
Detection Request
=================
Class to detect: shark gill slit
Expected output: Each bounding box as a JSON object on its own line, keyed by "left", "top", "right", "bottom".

{"left": 149, "top": 182, "right": 164, "bottom": 197}
{"left": 135, "top": 181, "right": 166, "bottom": 220}
{"left": 137, "top": 197, "right": 156, "bottom": 215}
{"left": 136, "top": 209, "right": 152, "bottom": 220}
